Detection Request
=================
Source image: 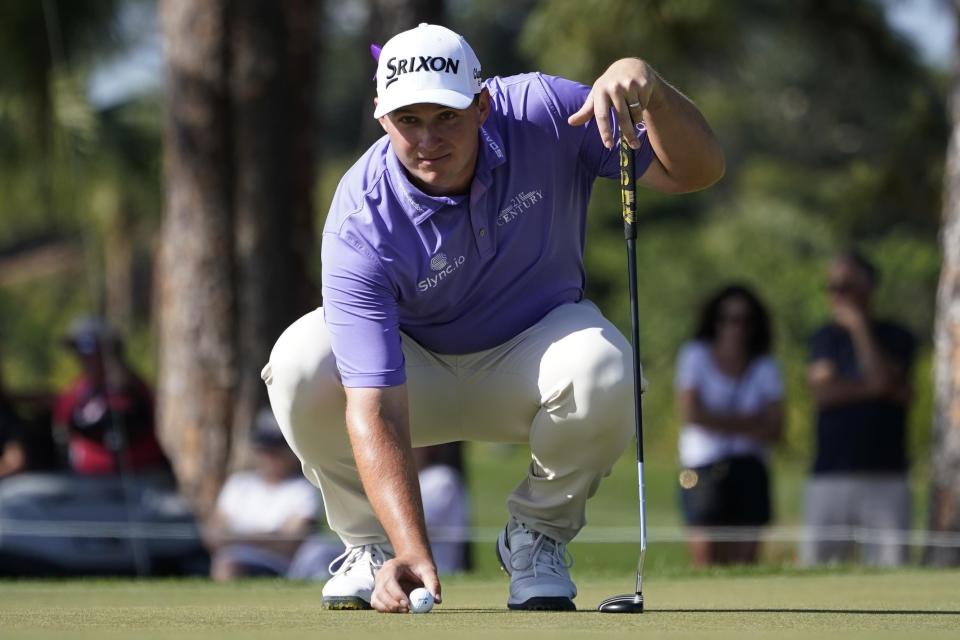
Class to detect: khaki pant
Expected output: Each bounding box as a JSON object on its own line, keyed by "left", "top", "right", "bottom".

{"left": 261, "top": 300, "right": 637, "bottom": 547}
{"left": 800, "top": 474, "right": 911, "bottom": 567}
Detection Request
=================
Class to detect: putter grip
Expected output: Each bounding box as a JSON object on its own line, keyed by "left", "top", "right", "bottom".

{"left": 619, "top": 137, "right": 637, "bottom": 240}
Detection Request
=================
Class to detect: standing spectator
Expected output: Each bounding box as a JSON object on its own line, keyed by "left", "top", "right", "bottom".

{"left": 802, "top": 251, "right": 916, "bottom": 566}
{"left": 675, "top": 285, "right": 784, "bottom": 566}
{"left": 52, "top": 317, "right": 168, "bottom": 476}
{"left": 207, "top": 408, "right": 320, "bottom": 581}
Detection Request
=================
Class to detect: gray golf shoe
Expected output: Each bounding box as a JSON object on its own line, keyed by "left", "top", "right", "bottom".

{"left": 496, "top": 517, "right": 576, "bottom": 611}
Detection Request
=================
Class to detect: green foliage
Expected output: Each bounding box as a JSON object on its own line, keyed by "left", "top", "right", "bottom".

{"left": 516, "top": 0, "right": 945, "bottom": 466}
{"left": 0, "top": 1, "right": 159, "bottom": 393}
{"left": 575, "top": 160, "right": 941, "bottom": 462}
{"left": 523, "top": 0, "right": 947, "bottom": 232}
{"left": 0, "top": 0, "right": 948, "bottom": 482}
{"left": 2, "top": 572, "right": 960, "bottom": 635}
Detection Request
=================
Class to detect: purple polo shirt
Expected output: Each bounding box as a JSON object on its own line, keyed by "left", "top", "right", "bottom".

{"left": 322, "top": 73, "right": 654, "bottom": 387}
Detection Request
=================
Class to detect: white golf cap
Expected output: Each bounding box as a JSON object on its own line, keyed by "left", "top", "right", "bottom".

{"left": 373, "top": 23, "right": 482, "bottom": 119}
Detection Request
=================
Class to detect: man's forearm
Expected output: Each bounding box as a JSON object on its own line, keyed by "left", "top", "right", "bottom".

{"left": 641, "top": 68, "right": 725, "bottom": 192}
{"left": 848, "top": 324, "right": 890, "bottom": 383}
{"left": 0, "top": 443, "right": 26, "bottom": 477}
{"left": 691, "top": 408, "right": 780, "bottom": 442}
{"left": 567, "top": 57, "right": 723, "bottom": 192}
{"left": 684, "top": 393, "right": 783, "bottom": 442}
{"left": 345, "top": 387, "right": 433, "bottom": 559}
{"left": 691, "top": 409, "right": 759, "bottom": 435}
{"left": 812, "top": 378, "right": 882, "bottom": 408}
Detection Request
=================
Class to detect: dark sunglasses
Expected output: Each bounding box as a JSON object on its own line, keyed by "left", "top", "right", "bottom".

{"left": 827, "top": 281, "right": 855, "bottom": 294}
{"left": 718, "top": 312, "right": 752, "bottom": 325}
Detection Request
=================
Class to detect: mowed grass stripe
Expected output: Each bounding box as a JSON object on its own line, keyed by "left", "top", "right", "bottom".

{"left": 1, "top": 570, "right": 958, "bottom": 639}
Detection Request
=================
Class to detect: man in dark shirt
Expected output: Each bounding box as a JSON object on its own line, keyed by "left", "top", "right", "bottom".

{"left": 802, "top": 251, "right": 916, "bottom": 566}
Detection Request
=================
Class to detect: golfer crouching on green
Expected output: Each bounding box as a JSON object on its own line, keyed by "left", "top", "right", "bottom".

{"left": 262, "top": 23, "right": 723, "bottom": 613}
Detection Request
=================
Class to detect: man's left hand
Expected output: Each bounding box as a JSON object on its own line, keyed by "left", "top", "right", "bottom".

{"left": 568, "top": 58, "right": 660, "bottom": 150}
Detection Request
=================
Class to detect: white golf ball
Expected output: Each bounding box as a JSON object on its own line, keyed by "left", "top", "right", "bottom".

{"left": 408, "top": 587, "right": 434, "bottom": 613}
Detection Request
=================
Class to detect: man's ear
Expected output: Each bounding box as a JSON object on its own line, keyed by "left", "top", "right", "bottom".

{"left": 476, "top": 88, "right": 492, "bottom": 125}
{"left": 374, "top": 97, "right": 388, "bottom": 131}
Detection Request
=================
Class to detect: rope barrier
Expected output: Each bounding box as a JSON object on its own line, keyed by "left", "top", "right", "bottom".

{"left": 3, "top": 521, "right": 960, "bottom": 547}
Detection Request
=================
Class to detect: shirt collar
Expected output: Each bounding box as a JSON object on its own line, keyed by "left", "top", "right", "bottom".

{"left": 472, "top": 124, "right": 508, "bottom": 202}
{"left": 386, "top": 124, "right": 508, "bottom": 225}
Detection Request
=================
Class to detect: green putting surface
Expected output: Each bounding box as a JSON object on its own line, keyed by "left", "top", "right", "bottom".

{"left": 2, "top": 569, "right": 959, "bottom": 639}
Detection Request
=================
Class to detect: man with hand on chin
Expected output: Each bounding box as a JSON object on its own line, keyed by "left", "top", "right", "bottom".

{"left": 263, "top": 23, "right": 723, "bottom": 613}
{"left": 803, "top": 251, "right": 916, "bottom": 566}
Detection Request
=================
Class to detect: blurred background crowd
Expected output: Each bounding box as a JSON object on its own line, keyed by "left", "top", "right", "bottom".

{"left": 1, "top": 0, "right": 959, "bottom": 577}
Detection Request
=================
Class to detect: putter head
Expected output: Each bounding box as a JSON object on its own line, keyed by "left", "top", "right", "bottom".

{"left": 597, "top": 593, "right": 644, "bottom": 614}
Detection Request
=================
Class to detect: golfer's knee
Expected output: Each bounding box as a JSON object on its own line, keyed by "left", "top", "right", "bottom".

{"left": 265, "top": 308, "right": 339, "bottom": 390}
{"left": 262, "top": 308, "right": 343, "bottom": 446}
{"left": 576, "top": 331, "right": 632, "bottom": 391}
{"left": 578, "top": 331, "right": 634, "bottom": 407}
{"left": 544, "top": 336, "right": 635, "bottom": 463}
{"left": 588, "top": 339, "right": 639, "bottom": 448}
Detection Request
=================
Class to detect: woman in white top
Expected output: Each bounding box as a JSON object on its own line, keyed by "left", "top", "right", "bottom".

{"left": 675, "top": 285, "right": 784, "bottom": 566}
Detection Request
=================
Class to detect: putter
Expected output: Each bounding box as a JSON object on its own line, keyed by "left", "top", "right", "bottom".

{"left": 597, "top": 131, "right": 646, "bottom": 614}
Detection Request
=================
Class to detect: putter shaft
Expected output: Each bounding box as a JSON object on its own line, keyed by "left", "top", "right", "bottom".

{"left": 597, "top": 135, "right": 647, "bottom": 613}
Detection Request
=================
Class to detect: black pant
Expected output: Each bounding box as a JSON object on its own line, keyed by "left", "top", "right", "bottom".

{"left": 680, "top": 455, "right": 772, "bottom": 527}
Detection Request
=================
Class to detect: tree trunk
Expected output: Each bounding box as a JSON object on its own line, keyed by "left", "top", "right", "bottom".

{"left": 157, "top": 0, "right": 319, "bottom": 516}
{"left": 104, "top": 196, "right": 135, "bottom": 332}
{"left": 229, "top": 0, "right": 319, "bottom": 469}
{"left": 926, "top": 0, "right": 960, "bottom": 567}
{"left": 157, "top": 0, "right": 236, "bottom": 516}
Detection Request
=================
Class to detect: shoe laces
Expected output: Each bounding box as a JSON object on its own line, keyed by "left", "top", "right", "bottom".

{"left": 510, "top": 526, "right": 573, "bottom": 578}
{"left": 328, "top": 544, "right": 388, "bottom": 577}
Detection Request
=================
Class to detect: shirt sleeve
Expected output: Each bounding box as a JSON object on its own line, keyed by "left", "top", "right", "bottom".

{"left": 534, "top": 73, "right": 655, "bottom": 181}
{"left": 674, "top": 342, "right": 702, "bottom": 391}
{"left": 321, "top": 232, "right": 406, "bottom": 388}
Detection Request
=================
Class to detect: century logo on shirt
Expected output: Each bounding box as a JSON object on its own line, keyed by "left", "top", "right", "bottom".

{"left": 418, "top": 251, "right": 467, "bottom": 292}
{"left": 497, "top": 190, "right": 544, "bottom": 226}
{"left": 385, "top": 55, "right": 460, "bottom": 88}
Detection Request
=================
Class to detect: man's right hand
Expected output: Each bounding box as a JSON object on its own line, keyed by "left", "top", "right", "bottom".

{"left": 371, "top": 553, "right": 442, "bottom": 613}
{"left": 832, "top": 301, "right": 868, "bottom": 334}
{"left": 344, "top": 385, "right": 441, "bottom": 612}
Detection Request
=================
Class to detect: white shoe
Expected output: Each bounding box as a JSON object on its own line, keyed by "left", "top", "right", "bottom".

{"left": 496, "top": 518, "right": 576, "bottom": 611}
{"left": 322, "top": 544, "right": 393, "bottom": 610}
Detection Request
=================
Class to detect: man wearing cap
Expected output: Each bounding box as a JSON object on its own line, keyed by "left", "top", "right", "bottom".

{"left": 54, "top": 317, "right": 168, "bottom": 476}
{"left": 206, "top": 408, "right": 321, "bottom": 581}
{"left": 263, "top": 24, "right": 724, "bottom": 612}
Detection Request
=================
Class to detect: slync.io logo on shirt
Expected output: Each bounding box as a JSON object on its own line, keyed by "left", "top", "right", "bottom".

{"left": 418, "top": 252, "right": 466, "bottom": 292}
{"left": 430, "top": 252, "right": 450, "bottom": 271}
